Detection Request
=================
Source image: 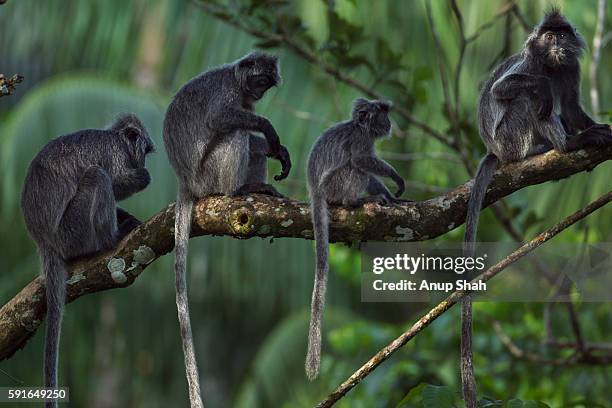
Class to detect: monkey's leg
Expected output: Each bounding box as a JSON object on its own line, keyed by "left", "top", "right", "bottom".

{"left": 535, "top": 115, "right": 570, "bottom": 153}
{"left": 209, "top": 108, "right": 291, "bottom": 179}
{"left": 351, "top": 156, "right": 405, "bottom": 197}
{"left": 490, "top": 100, "right": 543, "bottom": 163}
{"left": 116, "top": 207, "right": 141, "bottom": 240}
{"left": 367, "top": 177, "right": 413, "bottom": 205}
{"left": 57, "top": 166, "right": 118, "bottom": 260}
{"left": 235, "top": 134, "right": 285, "bottom": 198}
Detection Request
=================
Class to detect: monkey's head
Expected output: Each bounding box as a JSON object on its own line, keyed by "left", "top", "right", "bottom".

{"left": 110, "top": 114, "right": 155, "bottom": 168}
{"left": 525, "top": 9, "right": 585, "bottom": 68}
{"left": 352, "top": 98, "right": 392, "bottom": 137}
{"left": 234, "top": 51, "right": 281, "bottom": 102}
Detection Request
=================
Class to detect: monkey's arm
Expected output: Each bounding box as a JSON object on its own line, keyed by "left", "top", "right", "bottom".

{"left": 561, "top": 89, "right": 597, "bottom": 133}
{"left": 351, "top": 156, "right": 405, "bottom": 197}
{"left": 491, "top": 73, "right": 553, "bottom": 119}
{"left": 112, "top": 168, "right": 151, "bottom": 201}
{"left": 208, "top": 108, "right": 290, "bottom": 179}
{"left": 490, "top": 73, "right": 541, "bottom": 99}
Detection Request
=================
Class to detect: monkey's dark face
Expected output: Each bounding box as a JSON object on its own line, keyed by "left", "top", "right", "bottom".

{"left": 527, "top": 11, "right": 584, "bottom": 68}
{"left": 534, "top": 28, "right": 582, "bottom": 67}
{"left": 352, "top": 98, "right": 392, "bottom": 137}
{"left": 235, "top": 52, "right": 281, "bottom": 102}
{"left": 245, "top": 73, "right": 277, "bottom": 100}
{"left": 124, "top": 126, "right": 155, "bottom": 168}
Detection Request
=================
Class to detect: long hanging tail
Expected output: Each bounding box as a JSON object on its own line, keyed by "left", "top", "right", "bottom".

{"left": 42, "top": 249, "right": 66, "bottom": 408}
{"left": 306, "top": 193, "right": 329, "bottom": 380}
{"left": 461, "top": 153, "right": 498, "bottom": 408}
{"left": 174, "top": 189, "right": 204, "bottom": 408}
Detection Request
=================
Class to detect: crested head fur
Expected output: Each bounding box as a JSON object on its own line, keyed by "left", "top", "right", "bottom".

{"left": 523, "top": 8, "right": 585, "bottom": 67}
{"left": 233, "top": 51, "right": 281, "bottom": 88}
{"left": 108, "top": 113, "right": 146, "bottom": 133}
{"left": 108, "top": 113, "right": 155, "bottom": 160}
{"left": 351, "top": 98, "right": 392, "bottom": 137}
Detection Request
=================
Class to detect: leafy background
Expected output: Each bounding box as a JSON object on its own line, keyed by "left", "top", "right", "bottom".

{"left": 0, "top": 0, "right": 611, "bottom": 407}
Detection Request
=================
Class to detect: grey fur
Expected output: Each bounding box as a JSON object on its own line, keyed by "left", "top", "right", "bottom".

{"left": 20, "top": 114, "right": 153, "bottom": 408}
{"left": 163, "top": 51, "right": 291, "bottom": 408}
{"left": 462, "top": 10, "right": 612, "bottom": 407}
{"left": 305, "top": 98, "right": 408, "bottom": 380}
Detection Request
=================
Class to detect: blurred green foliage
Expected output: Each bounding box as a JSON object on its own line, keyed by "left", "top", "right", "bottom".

{"left": 0, "top": 0, "right": 611, "bottom": 407}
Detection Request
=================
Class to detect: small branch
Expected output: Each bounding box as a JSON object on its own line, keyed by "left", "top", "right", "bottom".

{"left": 0, "top": 74, "right": 23, "bottom": 97}
{"left": 1, "top": 146, "right": 610, "bottom": 362}
{"left": 465, "top": 1, "right": 519, "bottom": 43}
{"left": 449, "top": 0, "right": 466, "bottom": 122}
{"left": 316, "top": 190, "right": 612, "bottom": 408}
{"left": 492, "top": 320, "right": 578, "bottom": 365}
{"left": 590, "top": 0, "right": 606, "bottom": 117}
{"left": 548, "top": 340, "right": 612, "bottom": 352}
{"left": 194, "top": 0, "right": 465, "bottom": 157}
{"left": 511, "top": 4, "right": 532, "bottom": 33}
{"left": 425, "top": 0, "right": 454, "bottom": 125}
{"left": 379, "top": 150, "right": 461, "bottom": 163}
{"left": 492, "top": 320, "right": 612, "bottom": 366}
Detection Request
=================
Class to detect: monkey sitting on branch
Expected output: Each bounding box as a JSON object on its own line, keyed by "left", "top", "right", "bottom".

{"left": 305, "top": 98, "right": 410, "bottom": 380}
{"left": 20, "top": 114, "right": 154, "bottom": 408}
{"left": 460, "top": 9, "right": 612, "bottom": 408}
{"left": 163, "top": 51, "right": 291, "bottom": 408}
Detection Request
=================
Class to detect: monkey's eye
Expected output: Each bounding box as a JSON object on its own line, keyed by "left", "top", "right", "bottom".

{"left": 559, "top": 33, "right": 565, "bottom": 39}
{"left": 545, "top": 32, "right": 554, "bottom": 41}
{"left": 257, "top": 78, "right": 270, "bottom": 87}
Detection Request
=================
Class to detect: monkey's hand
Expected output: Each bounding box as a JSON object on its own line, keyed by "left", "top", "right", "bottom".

{"left": 536, "top": 78, "right": 553, "bottom": 120}
{"left": 268, "top": 144, "right": 292, "bottom": 181}
{"left": 113, "top": 168, "right": 151, "bottom": 200}
{"left": 393, "top": 177, "right": 405, "bottom": 198}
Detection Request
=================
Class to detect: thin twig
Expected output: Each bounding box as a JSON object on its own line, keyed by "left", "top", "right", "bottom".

{"left": 511, "top": 4, "right": 532, "bottom": 32}
{"left": 316, "top": 191, "right": 612, "bottom": 407}
{"left": 466, "top": 1, "right": 519, "bottom": 43}
{"left": 450, "top": 0, "right": 466, "bottom": 122}
{"left": 590, "top": 0, "right": 606, "bottom": 117}
{"left": 425, "top": 0, "right": 454, "bottom": 124}
{"left": 379, "top": 150, "right": 461, "bottom": 163}
{"left": 492, "top": 319, "right": 612, "bottom": 365}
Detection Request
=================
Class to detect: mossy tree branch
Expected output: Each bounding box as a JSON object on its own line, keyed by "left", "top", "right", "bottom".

{"left": 0, "top": 145, "right": 611, "bottom": 361}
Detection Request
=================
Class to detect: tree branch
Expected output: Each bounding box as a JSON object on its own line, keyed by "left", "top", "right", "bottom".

{"left": 1, "top": 145, "right": 611, "bottom": 362}
{"left": 316, "top": 190, "right": 612, "bottom": 408}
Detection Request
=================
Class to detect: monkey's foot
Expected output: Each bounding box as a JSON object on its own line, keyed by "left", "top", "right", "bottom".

{"left": 568, "top": 124, "right": 612, "bottom": 150}
{"left": 388, "top": 197, "right": 415, "bottom": 206}
{"left": 118, "top": 217, "right": 141, "bottom": 240}
{"left": 234, "top": 183, "right": 285, "bottom": 198}
{"left": 344, "top": 194, "right": 389, "bottom": 208}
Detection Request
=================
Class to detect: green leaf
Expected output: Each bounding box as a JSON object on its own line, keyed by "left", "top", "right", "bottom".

{"left": 396, "top": 383, "right": 427, "bottom": 407}
{"left": 507, "top": 399, "right": 523, "bottom": 408}
{"left": 414, "top": 66, "right": 434, "bottom": 82}
{"left": 422, "top": 384, "right": 456, "bottom": 408}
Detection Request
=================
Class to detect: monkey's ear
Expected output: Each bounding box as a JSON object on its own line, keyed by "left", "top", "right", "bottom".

{"left": 123, "top": 126, "right": 141, "bottom": 142}
{"left": 356, "top": 109, "right": 372, "bottom": 125}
